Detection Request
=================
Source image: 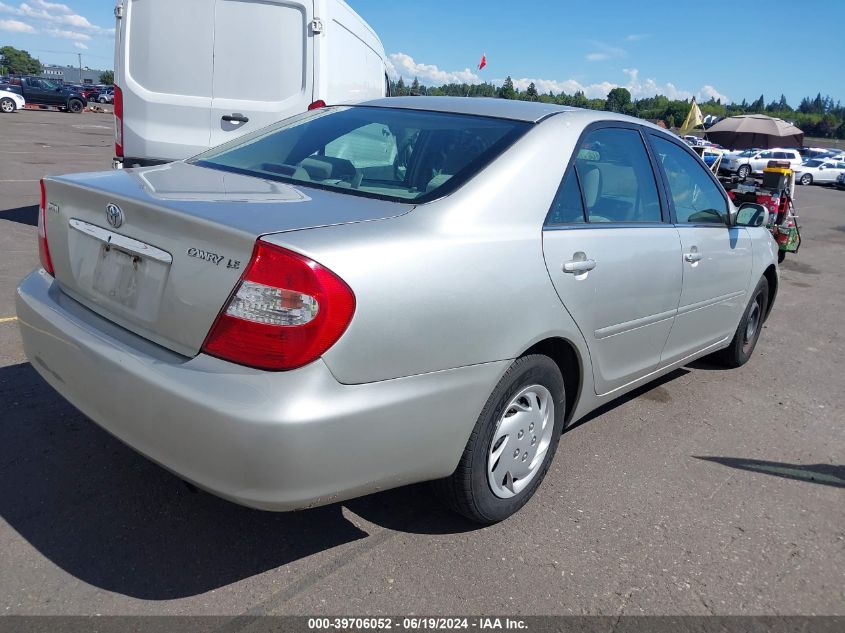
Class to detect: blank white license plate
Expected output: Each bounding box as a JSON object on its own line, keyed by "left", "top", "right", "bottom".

{"left": 92, "top": 244, "right": 144, "bottom": 309}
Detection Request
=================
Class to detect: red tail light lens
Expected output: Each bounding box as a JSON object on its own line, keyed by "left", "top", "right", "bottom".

{"left": 308, "top": 99, "right": 326, "bottom": 110}
{"left": 113, "top": 85, "right": 124, "bottom": 157}
{"left": 202, "top": 241, "right": 355, "bottom": 371}
{"left": 37, "top": 179, "right": 54, "bottom": 276}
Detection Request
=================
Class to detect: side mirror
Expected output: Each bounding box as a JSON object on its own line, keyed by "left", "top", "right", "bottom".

{"left": 735, "top": 203, "right": 769, "bottom": 227}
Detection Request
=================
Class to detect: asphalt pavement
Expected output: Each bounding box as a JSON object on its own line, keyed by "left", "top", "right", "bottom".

{"left": 0, "top": 109, "right": 842, "bottom": 616}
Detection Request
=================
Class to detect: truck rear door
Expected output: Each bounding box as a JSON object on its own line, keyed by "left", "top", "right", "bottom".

{"left": 208, "top": 0, "right": 314, "bottom": 148}
{"left": 122, "top": 0, "right": 215, "bottom": 161}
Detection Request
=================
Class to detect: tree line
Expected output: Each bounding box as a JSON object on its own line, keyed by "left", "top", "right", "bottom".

{"left": 390, "top": 76, "right": 845, "bottom": 139}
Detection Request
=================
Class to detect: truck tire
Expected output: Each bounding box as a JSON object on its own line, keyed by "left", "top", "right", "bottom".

{"left": 0, "top": 97, "right": 15, "bottom": 113}
{"left": 67, "top": 98, "right": 84, "bottom": 113}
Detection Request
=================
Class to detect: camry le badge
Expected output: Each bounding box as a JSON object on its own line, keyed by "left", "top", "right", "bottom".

{"left": 106, "top": 203, "right": 124, "bottom": 229}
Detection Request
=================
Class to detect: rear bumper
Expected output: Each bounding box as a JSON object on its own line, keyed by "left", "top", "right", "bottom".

{"left": 16, "top": 270, "right": 506, "bottom": 510}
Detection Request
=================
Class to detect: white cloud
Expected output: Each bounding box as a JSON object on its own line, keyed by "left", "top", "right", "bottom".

{"left": 387, "top": 52, "right": 482, "bottom": 85}
{"left": 44, "top": 26, "right": 89, "bottom": 40}
{"left": 585, "top": 41, "right": 626, "bottom": 62}
{"left": 625, "top": 33, "right": 650, "bottom": 42}
{"left": 73, "top": 40, "right": 86, "bottom": 49}
{"left": 700, "top": 84, "right": 729, "bottom": 103}
{"left": 386, "top": 53, "right": 729, "bottom": 104}
{"left": 1, "top": 0, "right": 109, "bottom": 34}
{"left": 0, "top": 17, "right": 33, "bottom": 31}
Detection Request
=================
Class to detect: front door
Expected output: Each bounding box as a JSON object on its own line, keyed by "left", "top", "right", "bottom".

{"left": 648, "top": 134, "right": 753, "bottom": 363}
{"left": 542, "top": 125, "right": 683, "bottom": 396}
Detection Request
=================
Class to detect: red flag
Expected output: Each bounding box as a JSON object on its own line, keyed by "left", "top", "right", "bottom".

{"left": 478, "top": 52, "right": 487, "bottom": 71}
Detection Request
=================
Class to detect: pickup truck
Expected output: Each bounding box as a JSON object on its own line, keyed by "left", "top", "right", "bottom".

{"left": 3, "top": 77, "right": 87, "bottom": 113}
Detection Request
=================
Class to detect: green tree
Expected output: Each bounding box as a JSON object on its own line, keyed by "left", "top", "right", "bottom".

{"left": 395, "top": 77, "right": 407, "bottom": 96}
{"left": 605, "top": 87, "right": 631, "bottom": 113}
{"left": 524, "top": 82, "right": 539, "bottom": 101}
{"left": 498, "top": 76, "right": 516, "bottom": 100}
{"left": 0, "top": 46, "right": 42, "bottom": 75}
{"left": 99, "top": 70, "right": 114, "bottom": 85}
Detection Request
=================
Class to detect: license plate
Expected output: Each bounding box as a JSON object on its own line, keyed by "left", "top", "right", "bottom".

{"left": 92, "top": 244, "right": 144, "bottom": 308}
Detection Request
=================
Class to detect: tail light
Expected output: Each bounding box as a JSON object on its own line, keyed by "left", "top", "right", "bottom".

{"left": 113, "top": 85, "right": 123, "bottom": 157}
{"left": 37, "top": 179, "right": 54, "bottom": 276}
{"left": 308, "top": 99, "right": 326, "bottom": 110}
{"left": 202, "top": 240, "right": 355, "bottom": 371}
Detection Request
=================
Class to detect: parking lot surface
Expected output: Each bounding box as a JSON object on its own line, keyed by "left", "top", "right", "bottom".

{"left": 0, "top": 110, "right": 843, "bottom": 616}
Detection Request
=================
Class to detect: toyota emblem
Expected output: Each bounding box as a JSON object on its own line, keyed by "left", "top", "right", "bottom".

{"left": 106, "top": 203, "right": 124, "bottom": 229}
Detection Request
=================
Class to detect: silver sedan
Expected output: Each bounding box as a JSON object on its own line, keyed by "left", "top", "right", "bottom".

{"left": 16, "top": 97, "right": 779, "bottom": 523}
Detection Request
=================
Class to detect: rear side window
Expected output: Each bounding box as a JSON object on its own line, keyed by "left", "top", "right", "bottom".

{"left": 569, "top": 127, "right": 662, "bottom": 223}
{"left": 651, "top": 136, "right": 728, "bottom": 224}
{"left": 546, "top": 168, "right": 586, "bottom": 225}
{"left": 192, "top": 106, "right": 530, "bottom": 203}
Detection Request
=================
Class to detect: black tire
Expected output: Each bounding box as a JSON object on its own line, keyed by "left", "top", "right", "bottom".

{"left": 67, "top": 98, "right": 84, "bottom": 113}
{"left": 432, "top": 354, "right": 566, "bottom": 524}
{"left": 777, "top": 250, "right": 786, "bottom": 264}
{"left": 0, "top": 97, "right": 15, "bottom": 113}
{"left": 800, "top": 173, "right": 812, "bottom": 186}
{"left": 737, "top": 165, "right": 751, "bottom": 179}
{"left": 713, "top": 277, "right": 769, "bottom": 368}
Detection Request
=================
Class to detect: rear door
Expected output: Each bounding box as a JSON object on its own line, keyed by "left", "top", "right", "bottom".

{"left": 648, "top": 133, "right": 752, "bottom": 363}
{"left": 123, "top": 0, "right": 215, "bottom": 160}
{"left": 542, "top": 123, "right": 683, "bottom": 396}
{"left": 208, "top": 0, "right": 314, "bottom": 148}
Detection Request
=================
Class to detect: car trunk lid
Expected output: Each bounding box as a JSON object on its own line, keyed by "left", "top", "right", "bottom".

{"left": 43, "top": 161, "right": 410, "bottom": 357}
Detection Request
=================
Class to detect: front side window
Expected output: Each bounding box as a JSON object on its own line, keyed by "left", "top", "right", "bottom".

{"left": 192, "top": 107, "right": 529, "bottom": 203}
{"left": 651, "top": 136, "right": 728, "bottom": 224}
{"left": 567, "top": 127, "right": 662, "bottom": 223}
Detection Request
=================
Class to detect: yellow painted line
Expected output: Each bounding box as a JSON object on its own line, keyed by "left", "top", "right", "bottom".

{"left": 0, "top": 316, "right": 18, "bottom": 324}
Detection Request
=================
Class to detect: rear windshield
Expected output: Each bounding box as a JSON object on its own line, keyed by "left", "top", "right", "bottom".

{"left": 191, "top": 106, "right": 531, "bottom": 203}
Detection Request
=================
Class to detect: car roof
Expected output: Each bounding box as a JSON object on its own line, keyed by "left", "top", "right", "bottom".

{"left": 351, "top": 96, "right": 578, "bottom": 123}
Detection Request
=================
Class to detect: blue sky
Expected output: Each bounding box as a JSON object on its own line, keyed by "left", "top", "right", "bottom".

{"left": 1, "top": 0, "right": 842, "bottom": 105}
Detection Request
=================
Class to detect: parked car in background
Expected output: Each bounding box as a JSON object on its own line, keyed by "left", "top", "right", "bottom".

{"left": 720, "top": 148, "right": 802, "bottom": 178}
{"left": 794, "top": 158, "right": 845, "bottom": 185}
{"left": 0, "top": 87, "right": 25, "bottom": 113}
{"left": 3, "top": 77, "right": 87, "bottom": 113}
{"left": 17, "top": 98, "right": 779, "bottom": 523}
{"left": 798, "top": 147, "right": 840, "bottom": 161}
{"left": 98, "top": 89, "right": 114, "bottom": 104}
{"left": 114, "top": 0, "right": 391, "bottom": 168}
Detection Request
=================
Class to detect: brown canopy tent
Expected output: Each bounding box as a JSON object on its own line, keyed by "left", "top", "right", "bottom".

{"left": 705, "top": 114, "right": 804, "bottom": 150}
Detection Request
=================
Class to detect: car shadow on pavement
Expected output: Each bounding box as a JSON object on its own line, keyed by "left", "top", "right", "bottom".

{"left": 0, "top": 362, "right": 377, "bottom": 600}
{"left": 694, "top": 456, "right": 845, "bottom": 489}
{"left": 0, "top": 362, "right": 480, "bottom": 600}
{"left": 0, "top": 204, "right": 37, "bottom": 227}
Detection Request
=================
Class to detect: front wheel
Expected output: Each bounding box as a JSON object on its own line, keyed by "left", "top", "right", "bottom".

{"left": 800, "top": 173, "right": 812, "bottom": 186}
{"left": 67, "top": 98, "right": 84, "bottom": 113}
{"left": 713, "top": 277, "right": 769, "bottom": 368}
{"left": 431, "top": 355, "right": 566, "bottom": 523}
{"left": 0, "top": 97, "right": 15, "bottom": 113}
{"left": 737, "top": 165, "right": 751, "bottom": 179}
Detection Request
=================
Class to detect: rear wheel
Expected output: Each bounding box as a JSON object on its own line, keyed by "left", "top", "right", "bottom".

{"left": 800, "top": 173, "right": 812, "bottom": 185}
{"left": 432, "top": 355, "right": 565, "bottom": 523}
{"left": 0, "top": 97, "right": 15, "bottom": 113}
{"left": 713, "top": 277, "right": 768, "bottom": 368}
{"left": 67, "top": 98, "right": 84, "bottom": 113}
{"left": 737, "top": 165, "right": 751, "bottom": 179}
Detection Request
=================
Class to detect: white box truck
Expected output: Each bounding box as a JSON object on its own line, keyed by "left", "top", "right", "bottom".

{"left": 112, "top": 0, "right": 389, "bottom": 168}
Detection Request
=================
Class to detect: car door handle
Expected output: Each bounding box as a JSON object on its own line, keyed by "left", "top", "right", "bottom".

{"left": 684, "top": 251, "right": 703, "bottom": 263}
{"left": 222, "top": 114, "right": 249, "bottom": 123}
{"left": 562, "top": 258, "right": 597, "bottom": 274}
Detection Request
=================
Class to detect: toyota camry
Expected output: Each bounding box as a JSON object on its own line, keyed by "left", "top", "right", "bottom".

{"left": 16, "top": 97, "right": 779, "bottom": 523}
